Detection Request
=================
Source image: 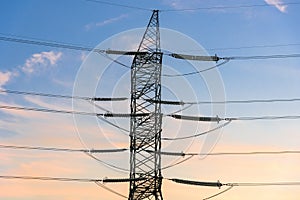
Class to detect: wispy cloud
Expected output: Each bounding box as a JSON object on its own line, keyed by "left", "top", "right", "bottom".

{"left": 162, "top": 0, "right": 203, "bottom": 11}
{"left": 52, "top": 78, "right": 74, "bottom": 88}
{"left": 0, "top": 70, "right": 18, "bottom": 89}
{"left": 0, "top": 71, "right": 12, "bottom": 89}
{"left": 0, "top": 51, "right": 62, "bottom": 89}
{"left": 264, "top": 0, "right": 288, "bottom": 13}
{"left": 21, "top": 51, "right": 62, "bottom": 74}
{"left": 85, "top": 14, "right": 128, "bottom": 31}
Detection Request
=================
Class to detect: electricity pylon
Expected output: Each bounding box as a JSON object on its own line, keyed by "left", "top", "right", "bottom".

{"left": 129, "top": 10, "right": 163, "bottom": 200}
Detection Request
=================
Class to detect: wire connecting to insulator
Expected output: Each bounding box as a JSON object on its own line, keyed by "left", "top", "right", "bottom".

{"left": 98, "top": 113, "right": 151, "bottom": 118}
{"left": 168, "top": 114, "right": 223, "bottom": 122}
{"left": 168, "top": 178, "right": 223, "bottom": 188}
{"left": 168, "top": 53, "right": 221, "bottom": 62}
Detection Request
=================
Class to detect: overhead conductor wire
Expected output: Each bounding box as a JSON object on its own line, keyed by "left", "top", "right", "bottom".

{"left": 2, "top": 144, "right": 300, "bottom": 157}
{"left": 167, "top": 178, "right": 300, "bottom": 199}
{"left": 2, "top": 33, "right": 300, "bottom": 52}
{"left": 160, "top": 2, "right": 300, "bottom": 12}
{"left": 0, "top": 144, "right": 127, "bottom": 153}
{"left": 3, "top": 88, "right": 300, "bottom": 105}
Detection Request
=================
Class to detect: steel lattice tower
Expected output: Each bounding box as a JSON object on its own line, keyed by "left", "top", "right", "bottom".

{"left": 129, "top": 10, "right": 163, "bottom": 200}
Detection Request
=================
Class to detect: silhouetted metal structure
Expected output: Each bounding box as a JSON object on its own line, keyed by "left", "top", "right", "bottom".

{"left": 129, "top": 10, "right": 163, "bottom": 200}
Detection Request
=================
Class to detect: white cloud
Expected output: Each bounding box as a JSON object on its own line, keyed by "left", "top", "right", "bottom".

{"left": 0, "top": 70, "right": 18, "bottom": 89}
{"left": 21, "top": 51, "right": 62, "bottom": 74}
{"left": 264, "top": 0, "right": 287, "bottom": 13}
{"left": 0, "top": 71, "right": 12, "bottom": 89}
{"left": 0, "top": 51, "right": 62, "bottom": 89}
{"left": 85, "top": 14, "right": 128, "bottom": 31}
{"left": 162, "top": 0, "right": 206, "bottom": 11}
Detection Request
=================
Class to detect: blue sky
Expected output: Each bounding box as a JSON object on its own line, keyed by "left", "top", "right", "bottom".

{"left": 1, "top": 0, "right": 300, "bottom": 199}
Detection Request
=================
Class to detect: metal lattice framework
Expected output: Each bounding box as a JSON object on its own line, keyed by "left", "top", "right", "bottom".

{"left": 129, "top": 10, "right": 163, "bottom": 200}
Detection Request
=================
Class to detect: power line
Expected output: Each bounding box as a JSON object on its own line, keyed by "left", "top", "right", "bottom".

{"left": 167, "top": 177, "right": 300, "bottom": 187}
{"left": 2, "top": 144, "right": 300, "bottom": 157}
{"left": 2, "top": 104, "right": 300, "bottom": 121}
{"left": 161, "top": 121, "right": 231, "bottom": 141}
{"left": 98, "top": 51, "right": 131, "bottom": 69}
{"left": 0, "top": 35, "right": 99, "bottom": 52}
{"left": 0, "top": 105, "right": 141, "bottom": 117}
{"left": 101, "top": 51, "right": 300, "bottom": 77}
{"left": 162, "top": 59, "right": 230, "bottom": 77}
{"left": 161, "top": 155, "right": 194, "bottom": 170}
{"left": 163, "top": 52, "right": 300, "bottom": 77}
{"left": 203, "top": 185, "right": 234, "bottom": 200}
{"left": 4, "top": 89, "right": 300, "bottom": 106}
{"left": 2, "top": 35, "right": 300, "bottom": 62}
{"left": 169, "top": 114, "right": 224, "bottom": 122}
{"left": 4, "top": 89, "right": 300, "bottom": 105}
{"left": 231, "top": 115, "right": 300, "bottom": 121}
{"left": 0, "top": 34, "right": 298, "bottom": 53}
{"left": 0, "top": 144, "right": 193, "bottom": 172}
{"left": 151, "top": 150, "right": 300, "bottom": 157}
{"left": 84, "top": 0, "right": 300, "bottom": 12}
{"left": 0, "top": 175, "right": 144, "bottom": 183}
{"left": 167, "top": 52, "right": 300, "bottom": 61}
{"left": 0, "top": 89, "right": 87, "bottom": 100}
{"left": 85, "top": 0, "right": 152, "bottom": 11}
{"left": 167, "top": 177, "right": 300, "bottom": 199}
{"left": 168, "top": 178, "right": 222, "bottom": 187}
{"left": 0, "top": 105, "right": 98, "bottom": 116}
{"left": 224, "top": 182, "right": 300, "bottom": 187}
{"left": 169, "top": 114, "right": 300, "bottom": 121}
{"left": 146, "top": 97, "right": 300, "bottom": 105}
{"left": 0, "top": 174, "right": 131, "bottom": 199}
{"left": 2, "top": 33, "right": 300, "bottom": 78}
{"left": 88, "top": 100, "right": 130, "bottom": 133}
{"left": 0, "top": 175, "right": 101, "bottom": 182}
{"left": 0, "top": 89, "right": 127, "bottom": 101}
{"left": 84, "top": 152, "right": 130, "bottom": 173}
{"left": 0, "top": 142, "right": 130, "bottom": 174}
{"left": 0, "top": 35, "right": 141, "bottom": 59}
{"left": 160, "top": 2, "right": 300, "bottom": 12}
{"left": 3, "top": 175, "right": 300, "bottom": 187}
{"left": 224, "top": 53, "right": 300, "bottom": 60}
{"left": 0, "top": 144, "right": 127, "bottom": 153}
{"left": 97, "top": 115, "right": 130, "bottom": 133}
{"left": 206, "top": 43, "right": 300, "bottom": 51}
{"left": 95, "top": 181, "right": 128, "bottom": 199}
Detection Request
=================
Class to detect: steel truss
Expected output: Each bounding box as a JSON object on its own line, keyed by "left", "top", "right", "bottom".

{"left": 129, "top": 10, "right": 163, "bottom": 200}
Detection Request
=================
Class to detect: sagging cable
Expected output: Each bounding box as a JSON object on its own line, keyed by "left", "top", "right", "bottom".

{"left": 203, "top": 185, "right": 234, "bottom": 200}
{"left": 162, "top": 120, "right": 231, "bottom": 140}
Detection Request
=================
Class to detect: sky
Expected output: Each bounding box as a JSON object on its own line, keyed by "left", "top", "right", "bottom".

{"left": 0, "top": 0, "right": 300, "bottom": 199}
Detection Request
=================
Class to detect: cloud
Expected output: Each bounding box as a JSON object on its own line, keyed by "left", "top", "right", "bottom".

{"left": 264, "top": 0, "right": 287, "bottom": 12}
{"left": 0, "top": 71, "right": 12, "bottom": 89}
{"left": 52, "top": 78, "right": 74, "bottom": 88}
{"left": 85, "top": 14, "right": 128, "bottom": 31}
{"left": 0, "top": 51, "right": 62, "bottom": 89}
{"left": 0, "top": 70, "right": 18, "bottom": 89}
{"left": 21, "top": 51, "right": 62, "bottom": 74}
{"left": 162, "top": 0, "right": 210, "bottom": 11}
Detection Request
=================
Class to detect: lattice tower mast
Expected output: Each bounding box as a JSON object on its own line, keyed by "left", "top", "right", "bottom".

{"left": 129, "top": 10, "right": 163, "bottom": 200}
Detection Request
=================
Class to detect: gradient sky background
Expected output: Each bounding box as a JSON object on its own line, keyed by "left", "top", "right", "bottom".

{"left": 1, "top": 0, "right": 300, "bottom": 199}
